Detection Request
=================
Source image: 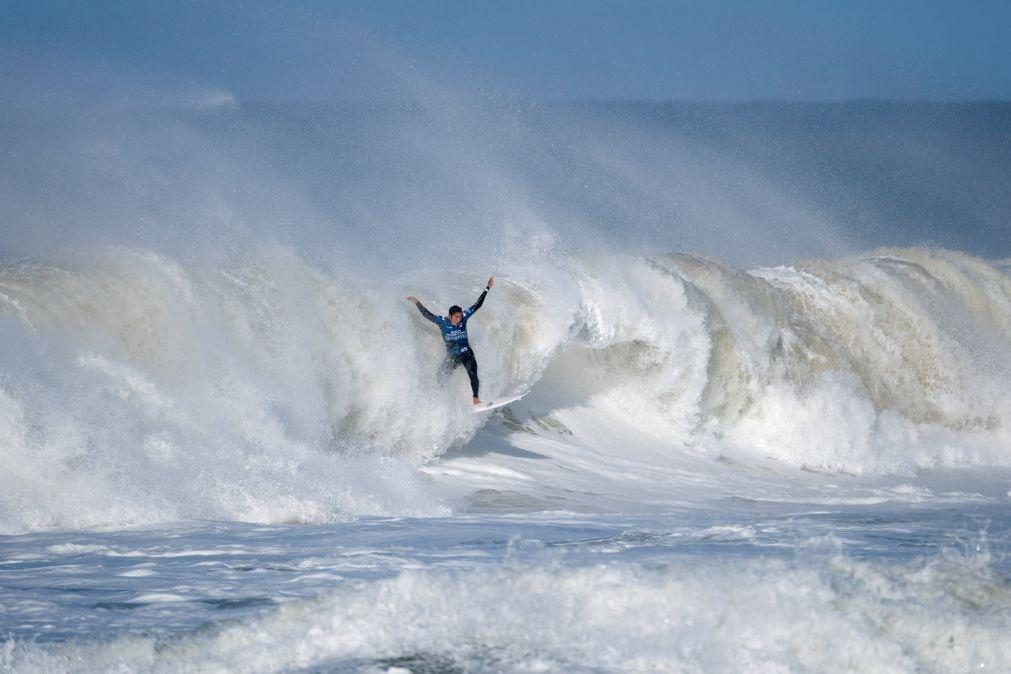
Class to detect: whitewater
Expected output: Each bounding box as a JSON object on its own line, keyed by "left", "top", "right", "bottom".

{"left": 1, "top": 239, "right": 1009, "bottom": 672}
{"left": 0, "top": 243, "right": 1009, "bottom": 530}
{"left": 0, "top": 79, "right": 1010, "bottom": 672}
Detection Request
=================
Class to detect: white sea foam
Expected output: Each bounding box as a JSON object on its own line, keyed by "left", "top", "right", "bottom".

{"left": 4, "top": 547, "right": 1007, "bottom": 673}
{"left": 0, "top": 245, "right": 1008, "bottom": 532}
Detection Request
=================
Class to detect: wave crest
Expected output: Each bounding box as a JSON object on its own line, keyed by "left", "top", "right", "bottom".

{"left": 0, "top": 245, "right": 1008, "bottom": 531}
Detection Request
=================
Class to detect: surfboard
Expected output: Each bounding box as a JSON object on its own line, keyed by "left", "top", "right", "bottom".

{"left": 471, "top": 392, "right": 527, "bottom": 414}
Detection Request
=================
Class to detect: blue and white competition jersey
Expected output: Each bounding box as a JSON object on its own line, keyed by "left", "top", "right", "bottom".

{"left": 415, "top": 288, "right": 488, "bottom": 357}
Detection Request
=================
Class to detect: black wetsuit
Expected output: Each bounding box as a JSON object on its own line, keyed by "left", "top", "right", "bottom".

{"left": 415, "top": 288, "right": 488, "bottom": 398}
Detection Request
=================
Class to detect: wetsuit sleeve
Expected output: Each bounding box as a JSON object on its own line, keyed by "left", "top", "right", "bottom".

{"left": 464, "top": 288, "right": 489, "bottom": 318}
{"left": 415, "top": 301, "right": 440, "bottom": 324}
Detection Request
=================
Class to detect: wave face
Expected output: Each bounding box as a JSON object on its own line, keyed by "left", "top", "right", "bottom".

{"left": 0, "top": 244, "right": 1008, "bottom": 532}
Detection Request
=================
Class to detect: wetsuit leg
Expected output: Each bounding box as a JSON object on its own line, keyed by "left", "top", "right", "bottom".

{"left": 458, "top": 351, "right": 480, "bottom": 398}
{"left": 437, "top": 355, "right": 459, "bottom": 383}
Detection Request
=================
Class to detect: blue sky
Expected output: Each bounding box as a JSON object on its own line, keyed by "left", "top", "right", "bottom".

{"left": 4, "top": 0, "right": 1011, "bottom": 101}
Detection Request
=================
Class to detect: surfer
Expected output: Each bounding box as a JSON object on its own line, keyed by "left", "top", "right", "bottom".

{"left": 407, "top": 277, "right": 494, "bottom": 405}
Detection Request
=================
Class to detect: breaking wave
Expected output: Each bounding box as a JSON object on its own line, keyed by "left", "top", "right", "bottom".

{"left": 0, "top": 244, "right": 1008, "bottom": 532}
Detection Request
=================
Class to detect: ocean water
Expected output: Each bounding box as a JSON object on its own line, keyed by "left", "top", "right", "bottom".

{"left": 1, "top": 102, "right": 1010, "bottom": 672}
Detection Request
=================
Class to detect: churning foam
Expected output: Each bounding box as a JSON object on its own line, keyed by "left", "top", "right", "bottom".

{"left": 4, "top": 546, "right": 1008, "bottom": 673}
{"left": 0, "top": 245, "right": 1008, "bottom": 532}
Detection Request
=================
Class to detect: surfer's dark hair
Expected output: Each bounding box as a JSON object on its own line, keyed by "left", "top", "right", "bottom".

{"left": 448, "top": 305, "right": 463, "bottom": 316}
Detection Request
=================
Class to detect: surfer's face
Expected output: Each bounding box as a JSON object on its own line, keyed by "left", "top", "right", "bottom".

{"left": 449, "top": 311, "right": 463, "bottom": 326}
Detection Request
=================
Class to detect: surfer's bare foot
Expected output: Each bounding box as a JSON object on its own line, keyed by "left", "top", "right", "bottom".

{"left": 473, "top": 397, "right": 482, "bottom": 405}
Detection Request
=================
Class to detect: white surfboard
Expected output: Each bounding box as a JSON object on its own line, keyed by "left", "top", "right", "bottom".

{"left": 471, "top": 392, "right": 527, "bottom": 414}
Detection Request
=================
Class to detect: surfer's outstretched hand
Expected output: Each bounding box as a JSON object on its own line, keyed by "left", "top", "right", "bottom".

{"left": 487, "top": 276, "right": 494, "bottom": 289}
{"left": 406, "top": 296, "right": 418, "bottom": 304}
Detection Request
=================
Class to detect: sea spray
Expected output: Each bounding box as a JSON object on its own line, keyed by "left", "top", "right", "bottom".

{"left": 0, "top": 244, "right": 1007, "bottom": 532}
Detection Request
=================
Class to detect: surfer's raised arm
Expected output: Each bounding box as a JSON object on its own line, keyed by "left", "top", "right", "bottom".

{"left": 465, "top": 276, "right": 494, "bottom": 318}
{"left": 406, "top": 296, "right": 440, "bottom": 324}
